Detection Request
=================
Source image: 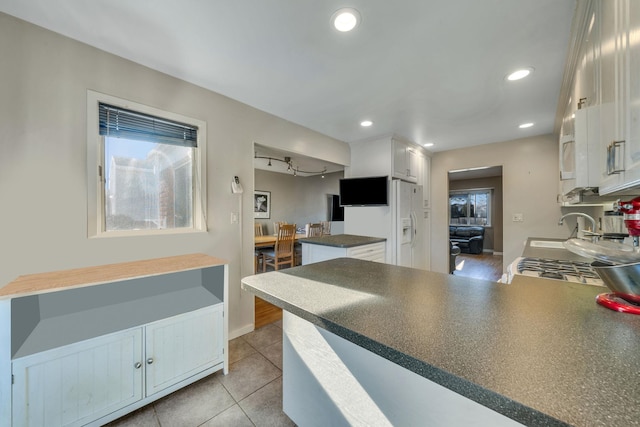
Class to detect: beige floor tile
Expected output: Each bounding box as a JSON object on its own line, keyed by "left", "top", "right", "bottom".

{"left": 200, "top": 404, "right": 254, "bottom": 427}
{"left": 219, "top": 352, "right": 281, "bottom": 401}
{"left": 105, "top": 405, "right": 159, "bottom": 427}
{"left": 259, "top": 340, "right": 283, "bottom": 370}
{"left": 240, "top": 377, "right": 295, "bottom": 427}
{"left": 229, "top": 336, "right": 258, "bottom": 363}
{"left": 153, "top": 375, "right": 235, "bottom": 427}
{"left": 244, "top": 323, "right": 283, "bottom": 352}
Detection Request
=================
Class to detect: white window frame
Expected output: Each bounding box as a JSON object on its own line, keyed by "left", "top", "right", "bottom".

{"left": 87, "top": 90, "right": 207, "bottom": 238}
{"left": 449, "top": 188, "right": 492, "bottom": 227}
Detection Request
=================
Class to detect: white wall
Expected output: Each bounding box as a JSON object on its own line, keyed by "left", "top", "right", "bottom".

{"left": 0, "top": 13, "right": 349, "bottom": 338}
{"left": 431, "top": 134, "right": 562, "bottom": 274}
{"left": 254, "top": 170, "right": 343, "bottom": 234}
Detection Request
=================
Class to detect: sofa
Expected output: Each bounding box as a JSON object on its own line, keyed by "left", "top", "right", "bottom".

{"left": 449, "top": 226, "right": 484, "bottom": 254}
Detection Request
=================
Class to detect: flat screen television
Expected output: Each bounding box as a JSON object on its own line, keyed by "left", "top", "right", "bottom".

{"left": 339, "top": 176, "right": 389, "bottom": 206}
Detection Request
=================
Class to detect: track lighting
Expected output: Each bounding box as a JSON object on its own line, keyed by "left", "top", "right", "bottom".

{"left": 254, "top": 152, "right": 328, "bottom": 176}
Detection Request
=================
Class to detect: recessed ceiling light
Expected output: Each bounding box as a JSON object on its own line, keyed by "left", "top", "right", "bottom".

{"left": 332, "top": 8, "right": 361, "bottom": 32}
{"left": 423, "top": 142, "right": 434, "bottom": 147}
{"left": 519, "top": 122, "right": 534, "bottom": 129}
{"left": 360, "top": 120, "right": 373, "bottom": 127}
{"left": 506, "top": 67, "right": 534, "bottom": 81}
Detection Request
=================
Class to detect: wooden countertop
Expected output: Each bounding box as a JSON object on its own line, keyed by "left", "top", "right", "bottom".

{"left": 0, "top": 253, "right": 227, "bottom": 300}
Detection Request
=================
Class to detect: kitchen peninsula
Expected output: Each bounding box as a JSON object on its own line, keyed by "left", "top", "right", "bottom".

{"left": 241, "top": 258, "right": 640, "bottom": 427}
{"left": 299, "top": 234, "right": 386, "bottom": 264}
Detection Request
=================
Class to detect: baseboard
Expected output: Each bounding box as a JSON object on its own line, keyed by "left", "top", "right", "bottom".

{"left": 229, "top": 323, "right": 255, "bottom": 340}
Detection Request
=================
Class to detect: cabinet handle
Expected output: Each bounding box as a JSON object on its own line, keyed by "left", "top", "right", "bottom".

{"left": 147, "top": 357, "right": 154, "bottom": 365}
{"left": 608, "top": 140, "right": 625, "bottom": 175}
{"left": 134, "top": 362, "right": 142, "bottom": 369}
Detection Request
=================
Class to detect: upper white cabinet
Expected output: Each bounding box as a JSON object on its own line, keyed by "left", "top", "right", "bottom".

{"left": 598, "top": 0, "right": 640, "bottom": 194}
{"left": 348, "top": 134, "right": 430, "bottom": 196}
{"left": 559, "top": 106, "right": 601, "bottom": 196}
{"left": 393, "top": 138, "right": 419, "bottom": 182}
{"left": 422, "top": 155, "right": 431, "bottom": 210}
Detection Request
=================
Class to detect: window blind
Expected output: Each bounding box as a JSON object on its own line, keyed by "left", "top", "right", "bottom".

{"left": 99, "top": 103, "right": 198, "bottom": 147}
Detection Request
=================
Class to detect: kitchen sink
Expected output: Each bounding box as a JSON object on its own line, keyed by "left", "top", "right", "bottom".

{"left": 529, "top": 240, "right": 566, "bottom": 249}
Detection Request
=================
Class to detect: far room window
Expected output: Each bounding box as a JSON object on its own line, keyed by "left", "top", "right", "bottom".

{"left": 87, "top": 91, "right": 207, "bottom": 237}
{"left": 449, "top": 189, "right": 491, "bottom": 226}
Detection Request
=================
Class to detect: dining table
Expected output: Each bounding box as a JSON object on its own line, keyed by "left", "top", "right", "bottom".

{"left": 254, "top": 233, "right": 307, "bottom": 248}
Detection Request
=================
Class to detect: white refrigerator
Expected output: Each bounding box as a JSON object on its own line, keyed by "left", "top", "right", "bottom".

{"left": 392, "top": 180, "right": 424, "bottom": 268}
{"left": 344, "top": 179, "right": 426, "bottom": 269}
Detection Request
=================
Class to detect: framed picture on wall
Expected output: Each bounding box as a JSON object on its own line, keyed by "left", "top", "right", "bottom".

{"left": 254, "top": 190, "right": 271, "bottom": 219}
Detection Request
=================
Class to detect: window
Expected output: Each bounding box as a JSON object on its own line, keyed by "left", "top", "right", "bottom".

{"left": 449, "top": 189, "right": 491, "bottom": 226}
{"left": 87, "top": 91, "right": 207, "bottom": 237}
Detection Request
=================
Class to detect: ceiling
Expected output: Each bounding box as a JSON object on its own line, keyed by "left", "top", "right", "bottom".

{"left": 0, "top": 0, "right": 576, "bottom": 166}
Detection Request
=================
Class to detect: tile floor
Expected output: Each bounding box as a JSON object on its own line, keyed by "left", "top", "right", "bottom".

{"left": 107, "top": 320, "right": 295, "bottom": 427}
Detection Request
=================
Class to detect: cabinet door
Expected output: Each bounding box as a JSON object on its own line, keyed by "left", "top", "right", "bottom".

{"left": 392, "top": 139, "right": 408, "bottom": 180}
{"left": 406, "top": 147, "right": 419, "bottom": 181}
{"left": 12, "top": 329, "right": 142, "bottom": 427}
{"left": 598, "top": 0, "right": 626, "bottom": 192}
{"left": 422, "top": 155, "right": 431, "bottom": 209}
{"left": 145, "top": 305, "right": 223, "bottom": 396}
{"left": 621, "top": 0, "right": 640, "bottom": 184}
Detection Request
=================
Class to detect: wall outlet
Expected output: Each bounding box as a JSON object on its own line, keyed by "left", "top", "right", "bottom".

{"left": 512, "top": 213, "right": 524, "bottom": 222}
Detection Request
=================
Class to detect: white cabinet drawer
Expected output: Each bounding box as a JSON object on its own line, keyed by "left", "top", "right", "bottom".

{"left": 346, "top": 242, "right": 386, "bottom": 262}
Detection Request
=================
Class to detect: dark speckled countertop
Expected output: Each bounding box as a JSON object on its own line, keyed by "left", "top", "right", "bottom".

{"left": 298, "top": 233, "right": 386, "bottom": 248}
{"left": 521, "top": 237, "right": 594, "bottom": 262}
{"left": 241, "top": 257, "right": 640, "bottom": 427}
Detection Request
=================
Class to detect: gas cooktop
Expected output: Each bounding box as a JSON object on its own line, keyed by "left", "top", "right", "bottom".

{"left": 514, "top": 257, "right": 604, "bottom": 286}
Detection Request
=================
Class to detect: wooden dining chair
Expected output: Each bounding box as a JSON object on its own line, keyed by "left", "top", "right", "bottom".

{"left": 321, "top": 221, "right": 331, "bottom": 235}
{"left": 273, "top": 221, "right": 287, "bottom": 235}
{"left": 263, "top": 224, "right": 296, "bottom": 272}
{"left": 306, "top": 223, "right": 323, "bottom": 237}
{"left": 254, "top": 223, "right": 266, "bottom": 273}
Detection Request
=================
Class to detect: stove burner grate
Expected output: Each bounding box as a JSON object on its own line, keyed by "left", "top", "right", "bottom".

{"left": 517, "top": 257, "right": 602, "bottom": 284}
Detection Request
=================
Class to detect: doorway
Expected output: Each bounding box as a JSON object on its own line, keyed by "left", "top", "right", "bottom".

{"left": 448, "top": 166, "right": 503, "bottom": 281}
{"left": 252, "top": 143, "right": 346, "bottom": 327}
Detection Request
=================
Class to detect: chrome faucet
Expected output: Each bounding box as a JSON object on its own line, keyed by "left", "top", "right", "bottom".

{"left": 558, "top": 212, "right": 599, "bottom": 242}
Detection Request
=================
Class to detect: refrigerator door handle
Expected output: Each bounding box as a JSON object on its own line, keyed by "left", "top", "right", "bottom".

{"left": 410, "top": 212, "right": 417, "bottom": 246}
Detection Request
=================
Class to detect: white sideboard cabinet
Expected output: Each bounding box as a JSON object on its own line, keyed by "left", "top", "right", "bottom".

{"left": 0, "top": 254, "right": 228, "bottom": 427}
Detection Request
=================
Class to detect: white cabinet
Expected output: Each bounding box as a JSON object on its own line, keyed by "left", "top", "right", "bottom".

{"left": 598, "top": 0, "right": 640, "bottom": 194}
{"left": 145, "top": 306, "right": 224, "bottom": 396}
{"left": 12, "top": 305, "right": 223, "bottom": 427}
{"left": 348, "top": 134, "right": 430, "bottom": 203}
{"left": 0, "top": 254, "right": 228, "bottom": 427}
{"left": 301, "top": 241, "right": 386, "bottom": 265}
{"left": 12, "top": 329, "right": 143, "bottom": 427}
{"left": 422, "top": 155, "right": 431, "bottom": 210}
{"left": 393, "top": 137, "right": 419, "bottom": 182}
{"left": 559, "top": 106, "right": 601, "bottom": 196}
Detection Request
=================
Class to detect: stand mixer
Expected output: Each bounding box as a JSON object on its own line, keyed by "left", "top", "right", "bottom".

{"left": 594, "top": 196, "right": 640, "bottom": 314}
{"left": 614, "top": 196, "right": 640, "bottom": 247}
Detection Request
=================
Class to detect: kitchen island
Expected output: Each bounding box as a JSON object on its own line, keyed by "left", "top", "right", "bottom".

{"left": 299, "top": 234, "right": 386, "bottom": 264}
{"left": 241, "top": 257, "right": 640, "bottom": 427}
